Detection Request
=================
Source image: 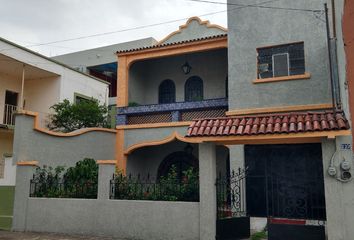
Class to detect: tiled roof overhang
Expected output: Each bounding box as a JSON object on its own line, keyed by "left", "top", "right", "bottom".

{"left": 116, "top": 34, "right": 227, "bottom": 54}
{"left": 186, "top": 111, "right": 350, "bottom": 142}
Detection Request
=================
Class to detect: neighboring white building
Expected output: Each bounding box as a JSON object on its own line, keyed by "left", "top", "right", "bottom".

{"left": 0, "top": 37, "right": 109, "bottom": 182}
{"left": 52, "top": 37, "right": 157, "bottom": 105}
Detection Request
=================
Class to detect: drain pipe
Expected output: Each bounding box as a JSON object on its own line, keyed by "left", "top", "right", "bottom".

{"left": 325, "top": 3, "right": 337, "bottom": 114}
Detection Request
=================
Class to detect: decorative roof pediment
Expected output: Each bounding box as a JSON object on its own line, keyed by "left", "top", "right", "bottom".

{"left": 158, "top": 16, "right": 227, "bottom": 45}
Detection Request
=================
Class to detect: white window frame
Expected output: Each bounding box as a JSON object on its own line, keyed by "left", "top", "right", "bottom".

{"left": 272, "top": 52, "right": 290, "bottom": 77}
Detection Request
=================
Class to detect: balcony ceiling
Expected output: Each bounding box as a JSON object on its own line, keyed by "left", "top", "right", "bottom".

{"left": 0, "top": 54, "right": 59, "bottom": 80}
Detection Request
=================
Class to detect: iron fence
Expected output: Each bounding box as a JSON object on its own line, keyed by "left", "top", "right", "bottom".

{"left": 110, "top": 173, "right": 199, "bottom": 202}
{"left": 30, "top": 177, "right": 97, "bottom": 199}
{"left": 216, "top": 168, "right": 248, "bottom": 219}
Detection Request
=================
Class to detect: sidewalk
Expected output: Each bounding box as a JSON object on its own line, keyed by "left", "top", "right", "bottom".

{"left": 0, "top": 231, "right": 127, "bottom": 240}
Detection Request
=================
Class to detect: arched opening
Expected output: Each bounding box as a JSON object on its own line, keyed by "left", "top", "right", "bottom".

{"left": 185, "top": 76, "right": 203, "bottom": 102}
{"left": 157, "top": 150, "right": 199, "bottom": 180}
{"left": 158, "top": 79, "right": 176, "bottom": 104}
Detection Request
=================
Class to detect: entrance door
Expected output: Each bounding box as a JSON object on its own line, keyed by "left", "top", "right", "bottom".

{"left": 245, "top": 144, "right": 326, "bottom": 240}
{"left": 3, "top": 90, "right": 18, "bottom": 125}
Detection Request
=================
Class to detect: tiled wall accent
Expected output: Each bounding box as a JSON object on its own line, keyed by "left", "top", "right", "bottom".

{"left": 117, "top": 98, "right": 228, "bottom": 125}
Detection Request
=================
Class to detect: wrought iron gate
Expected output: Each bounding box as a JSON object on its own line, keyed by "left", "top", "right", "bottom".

{"left": 245, "top": 144, "right": 326, "bottom": 240}
{"left": 216, "top": 168, "right": 250, "bottom": 240}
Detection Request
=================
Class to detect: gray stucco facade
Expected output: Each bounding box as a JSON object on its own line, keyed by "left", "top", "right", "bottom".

{"left": 227, "top": 0, "right": 332, "bottom": 110}
{"left": 129, "top": 48, "right": 228, "bottom": 105}
{"left": 13, "top": 114, "right": 115, "bottom": 167}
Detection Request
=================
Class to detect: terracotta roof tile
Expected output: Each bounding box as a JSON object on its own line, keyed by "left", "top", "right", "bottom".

{"left": 186, "top": 111, "right": 350, "bottom": 137}
{"left": 117, "top": 34, "right": 227, "bottom": 54}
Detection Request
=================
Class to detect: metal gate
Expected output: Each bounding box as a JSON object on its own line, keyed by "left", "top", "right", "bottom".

{"left": 216, "top": 168, "right": 250, "bottom": 240}
{"left": 245, "top": 144, "right": 326, "bottom": 240}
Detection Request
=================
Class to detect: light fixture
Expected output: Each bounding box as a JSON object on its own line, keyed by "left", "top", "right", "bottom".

{"left": 181, "top": 61, "right": 192, "bottom": 75}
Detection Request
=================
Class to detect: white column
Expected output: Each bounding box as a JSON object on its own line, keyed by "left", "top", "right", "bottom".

{"left": 199, "top": 142, "right": 217, "bottom": 240}
{"left": 19, "top": 64, "right": 25, "bottom": 109}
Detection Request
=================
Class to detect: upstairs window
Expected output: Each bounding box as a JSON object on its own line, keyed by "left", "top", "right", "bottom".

{"left": 159, "top": 79, "right": 176, "bottom": 104}
{"left": 185, "top": 76, "right": 203, "bottom": 102}
{"left": 257, "top": 42, "right": 305, "bottom": 79}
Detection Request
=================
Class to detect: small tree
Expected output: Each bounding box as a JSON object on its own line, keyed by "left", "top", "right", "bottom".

{"left": 48, "top": 99, "right": 108, "bottom": 132}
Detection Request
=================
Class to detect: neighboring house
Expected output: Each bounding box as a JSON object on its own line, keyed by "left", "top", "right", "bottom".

{"left": 52, "top": 38, "right": 157, "bottom": 126}
{"left": 0, "top": 37, "right": 109, "bottom": 229}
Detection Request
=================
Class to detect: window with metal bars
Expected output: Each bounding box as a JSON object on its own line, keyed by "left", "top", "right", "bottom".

{"left": 257, "top": 42, "right": 305, "bottom": 79}
{"left": 158, "top": 79, "right": 176, "bottom": 104}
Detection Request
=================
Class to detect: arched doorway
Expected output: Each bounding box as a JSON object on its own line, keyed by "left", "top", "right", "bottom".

{"left": 157, "top": 150, "right": 198, "bottom": 180}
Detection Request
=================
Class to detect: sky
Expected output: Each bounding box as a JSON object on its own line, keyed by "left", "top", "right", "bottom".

{"left": 0, "top": 0, "right": 227, "bottom": 57}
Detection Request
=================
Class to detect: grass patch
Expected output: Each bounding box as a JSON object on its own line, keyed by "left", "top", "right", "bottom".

{"left": 251, "top": 231, "right": 267, "bottom": 240}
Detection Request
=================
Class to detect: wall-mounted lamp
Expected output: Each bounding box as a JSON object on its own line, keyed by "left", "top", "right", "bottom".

{"left": 181, "top": 61, "right": 192, "bottom": 75}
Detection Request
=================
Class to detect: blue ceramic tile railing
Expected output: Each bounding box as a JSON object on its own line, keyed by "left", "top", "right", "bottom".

{"left": 116, "top": 98, "right": 228, "bottom": 125}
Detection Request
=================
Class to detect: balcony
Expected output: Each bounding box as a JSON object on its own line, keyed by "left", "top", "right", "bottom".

{"left": 2, "top": 104, "right": 17, "bottom": 127}
{"left": 117, "top": 98, "right": 228, "bottom": 125}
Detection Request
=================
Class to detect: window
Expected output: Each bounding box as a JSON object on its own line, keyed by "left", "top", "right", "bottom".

{"left": 74, "top": 93, "right": 94, "bottom": 104}
{"left": 185, "top": 76, "right": 203, "bottom": 102}
{"left": 257, "top": 42, "right": 305, "bottom": 79}
{"left": 158, "top": 79, "right": 176, "bottom": 104}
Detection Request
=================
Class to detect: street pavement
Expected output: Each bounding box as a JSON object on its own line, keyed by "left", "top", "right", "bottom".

{"left": 0, "top": 231, "right": 129, "bottom": 240}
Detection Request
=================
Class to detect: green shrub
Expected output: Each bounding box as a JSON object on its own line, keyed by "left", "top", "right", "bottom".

{"left": 31, "top": 158, "right": 98, "bottom": 199}
{"left": 112, "top": 165, "right": 199, "bottom": 202}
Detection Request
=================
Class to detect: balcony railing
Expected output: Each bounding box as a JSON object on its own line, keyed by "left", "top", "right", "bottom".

{"left": 3, "top": 104, "right": 18, "bottom": 126}
{"left": 117, "top": 98, "right": 228, "bottom": 125}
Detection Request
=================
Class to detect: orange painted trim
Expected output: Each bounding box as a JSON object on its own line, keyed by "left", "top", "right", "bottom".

{"left": 124, "top": 131, "right": 202, "bottom": 155}
{"left": 253, "top": 73, "right": 311, "bottom": 84}
{"left": 16, "top": 110, "right": 117, "bottom": 137}
{"left": 116, "top": 129, "right": 126, "bottom": 174}
{"left": 188, "top": 130, "right": 351, "bottom": 145}
{"left": 157, "top": 16, "right": 227, "bottom": 44}
{"left": 17, "top": 161, "right": 39, "bottom": 166}
{"left": 116, "top": 121, "right": 193, "bottom": 130}
{"left": 96, "top": 160, "right": 116, "bottom": 165}
{"left": 226, "top": 103, "right": 333, "bottom": 116}
{"left": 117, "top": 56, "right": 129, "bottom": 107}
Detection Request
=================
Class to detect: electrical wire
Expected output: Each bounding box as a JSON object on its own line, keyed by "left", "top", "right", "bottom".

{"left": 0, "top": 0, "right": 279, "bottom": 54}
{"left": 185, "top": 0, "right": 323, "bottom": 13}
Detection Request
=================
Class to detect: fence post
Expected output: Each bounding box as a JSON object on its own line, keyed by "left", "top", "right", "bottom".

{"left": 12, "top": 161, "right": 38, "bottom": 231}
{"left": 97, "top": 160, "right": 116, "bottom": 200}
{"left": 199, "top": 143, "right": 217, "bottom": 240}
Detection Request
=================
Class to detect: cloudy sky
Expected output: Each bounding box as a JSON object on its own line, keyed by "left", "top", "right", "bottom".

{"left": 0, "top": 0, "right": 227, "bottom": 57}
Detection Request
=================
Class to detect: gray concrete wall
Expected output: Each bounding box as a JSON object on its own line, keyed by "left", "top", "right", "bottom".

{"left": 128, "top": 48, "right": 228, "bottom": 105}
{"left": 13, "top": 114, "right": 115, "bottom": 167}
{"left": 322, "top": 136, "right": 354, "bottom": 240}
{"left": 23, "top": 198, "right": 199, "bottom": 240}
{"left": 227, "top": 0, "right": 332, "bottom": 110}
{"left": 13, "top": 162, "right": 199, "bottom": 240}
{"left": 124, "top": 126, "right": 188, "bottom": 149}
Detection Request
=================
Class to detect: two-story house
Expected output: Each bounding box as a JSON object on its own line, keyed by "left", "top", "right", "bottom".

{"left": 115, "top": 1, "right": 352, "bottom": 239}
